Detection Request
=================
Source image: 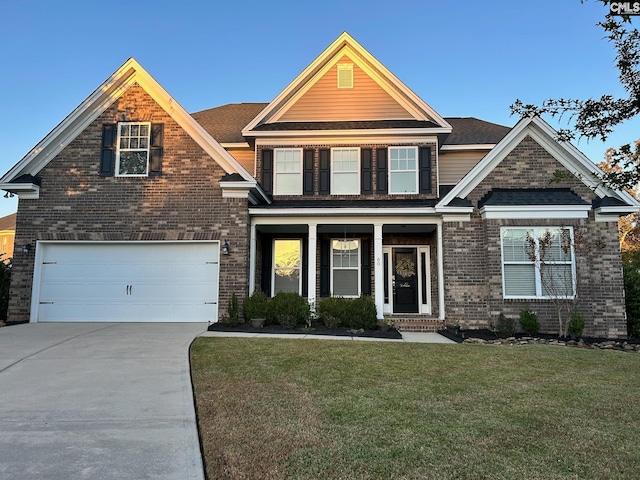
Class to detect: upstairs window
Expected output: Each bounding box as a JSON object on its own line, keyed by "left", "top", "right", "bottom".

{"left": 337, "top": 64, "right": 354, "bottom": 88}
{"left": 116, "top": 122, "right": 151, "bottom": 176}
{"left": 331, "top": 148, "right": 359, "bottom": 195}
{"left": 274, "top": 149, "right": 302, "bottom": 195}
{"left": 389, "top": 146, "right": 418, "bottom": 194}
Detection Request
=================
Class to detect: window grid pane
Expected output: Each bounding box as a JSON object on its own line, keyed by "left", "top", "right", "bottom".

{"left": 274, "top": 149, "right": 302, "bottom": 195}
{"left": 389, "top": 147, "right": 417, "bottom": 193}
{"left": 273, "top": 240, "right": 301, "bottom": 294}
{"left": 117, "top": 122, "right": 151, "bottom": 176}
{"left": 501, "top": 227, "right": 575, "bottom": 299}
{"left": 332, "top": 148, "right": 359, "bottom": 195}
{"left": 332, "top": 240, "right": 359, "bottom": 296}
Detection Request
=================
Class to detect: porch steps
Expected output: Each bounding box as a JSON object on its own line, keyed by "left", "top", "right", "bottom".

{"left": 391, "top": 317, "right": 444, "bottom": 333}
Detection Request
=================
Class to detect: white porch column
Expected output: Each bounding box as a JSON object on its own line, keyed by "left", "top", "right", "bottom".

{"left": 373, "top": 223, "right": 384, "bottom": 320}
{"left": 307, "top": 223, "right": 317, "bottom": 310}
{"left": 437, "top": 222, "right": 445, "bottom": 320}
{"left": 248, "top": 222, "right": 257, "bottom": 294}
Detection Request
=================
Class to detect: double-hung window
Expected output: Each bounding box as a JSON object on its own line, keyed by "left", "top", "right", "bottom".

{"left": 501, "top": 227, "right": 575, "bottom": 298}
{"left": 273, "top": 239, "right": 302, "bottom": 294}
{"left": 389, "top": 146, "right": 418, "bottom": 193}
{"left": 331, "top": 148, "right": 359, "bottom": 194}
{"left": 116, "top": 122, "right": 151, "bottom": 176}
{"left": 274, "top": 149, "right": 302, "bottom": 195}
{"left": 331, "top": 239, "right": 360, "bottom": 297}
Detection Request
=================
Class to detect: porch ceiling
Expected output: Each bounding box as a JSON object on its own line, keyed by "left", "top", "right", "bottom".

{"left": 255, "top": 224, "right": 437, "bottom": 234}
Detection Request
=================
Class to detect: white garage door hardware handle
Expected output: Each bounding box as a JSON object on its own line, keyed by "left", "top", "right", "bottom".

{"left": 204, "top": 302, "right": 217, "bottom": 304}
{"left": 126, "top": 285, "right": 133, "bottom": 295}
{"left": 40, "top": 301, "right": 54, "bottom": 305}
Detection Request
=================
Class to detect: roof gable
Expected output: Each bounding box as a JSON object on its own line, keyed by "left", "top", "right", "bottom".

{"left": 243, "top": 32, "right": 452, "bottom": 135}
{"left": 437, "top": 115, "right": 640, "bottom": 210}
{"left": 1, "top": 58, "right": 258, "bottom": 187}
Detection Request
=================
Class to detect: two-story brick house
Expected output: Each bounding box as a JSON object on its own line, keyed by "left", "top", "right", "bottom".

{"left": 1, "top": 33, "right": 638, "bottom": 336}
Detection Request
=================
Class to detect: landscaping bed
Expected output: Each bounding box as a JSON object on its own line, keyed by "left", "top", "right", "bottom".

{"left": 440, "top": 328, "right": 640, "bottom": 352}
{"left": 208, "top": 321, "right": 403, "bottom": 339}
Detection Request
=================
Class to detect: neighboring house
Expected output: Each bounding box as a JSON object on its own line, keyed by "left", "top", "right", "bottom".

{"left": 0, "top": 33, "right": 638, "bottom": 336}
{"left": 0, "top": 213, "right": 16, "bottom": 262}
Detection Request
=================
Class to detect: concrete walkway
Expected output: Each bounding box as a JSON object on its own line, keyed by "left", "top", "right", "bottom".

{"left": 201, "top": 330, "right": 456, "bottom": 343}
{"left": 0, "top": 322, "right": 208, "bottom": 480}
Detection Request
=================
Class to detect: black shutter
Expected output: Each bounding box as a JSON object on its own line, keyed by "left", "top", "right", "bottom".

{"left": 303, "top": 149, "right": 314, "bottom": 195}
{"left": 302, "top": 238, "right": 308, "bottom": 297}
{"left": 419, "top": 147, "right": 432, "bottom": 194}
{"left": 149, "top": 123, "right": 164, "bottom": 176}
{"left": 320, "top": 238, "right": 330, "bottom": 297}
{"left": 361, "top": 149, "right": 372, "bottom": 194}
{"left": 361, "top": 239, "right": 371, "bottom": 296}
{"left": 376, "top": 148, "right": 387, "bottom": 193}
{"left": 100, "top": 124, "right": 116, "bottom": 176}
{"left": 261, "top": 237, "right": 273, "bottom": 296}
{"left": 319, "top": 149, "right": 330, "bottom": 195}
{"left": 261, "top": 149, "right": 273, "bottom": 195}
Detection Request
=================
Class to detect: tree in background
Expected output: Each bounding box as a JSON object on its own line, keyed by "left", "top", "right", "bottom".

{"left": 511, "top": 0, "right": 640, "bottom": 190}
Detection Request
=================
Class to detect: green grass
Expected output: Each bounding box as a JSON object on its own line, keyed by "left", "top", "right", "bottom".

{"left": 190, "top": 338, "right": 640, "bottom": 479}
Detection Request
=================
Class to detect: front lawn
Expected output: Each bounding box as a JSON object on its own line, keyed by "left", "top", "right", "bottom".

{"left": 191, "top": 338, "right": 640, "bottom": 480}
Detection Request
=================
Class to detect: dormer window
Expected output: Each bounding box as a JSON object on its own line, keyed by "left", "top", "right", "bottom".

{"left": 337, "top": 64, "right": 353, "bottom": 89}
{"left": 116, "top": 122, "right": 151, "bottom": 176}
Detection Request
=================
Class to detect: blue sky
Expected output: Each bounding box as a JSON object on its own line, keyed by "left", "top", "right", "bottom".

{"left": 0, "top": 0, "right": 637, "bottom": 218}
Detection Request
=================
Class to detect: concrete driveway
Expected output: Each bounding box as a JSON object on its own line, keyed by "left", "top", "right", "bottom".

{"left": 0, "top": 322, "right": 208, "bottom": 480}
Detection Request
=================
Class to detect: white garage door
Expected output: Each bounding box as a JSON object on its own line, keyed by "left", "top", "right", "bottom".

{"left": 32, "top": 242, "right": 219, "bottom": 322}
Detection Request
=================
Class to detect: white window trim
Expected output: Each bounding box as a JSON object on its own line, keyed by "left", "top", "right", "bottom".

{"left": 388, "top": 146, "right": 419, "bottom": 194}
{"left": 337, "top": 64, "right": 354, "bottom": 89}
{"left": 330, "top": 147, "right": 360, "bottom": 195}
{"left": 500, "top": 226, "right": 576, "bottom": 300}
{"left": 115, "top": 121, "right": 151, "bottom": 177}
{"left": 330, "top": 238, "right": 361, "bottom": 298}
{"left": 383, "top": 245, "right": 431, "bottom": 314}
{"left": 273, "top": 148, "right": 303, "bottom": 195}
{"left": 272, "top": 239, "right": 303, "bottom": 296}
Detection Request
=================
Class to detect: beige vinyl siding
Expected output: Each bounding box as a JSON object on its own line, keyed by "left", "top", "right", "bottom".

{"left": 227, "top": 148, "right": 256, "bottom": 176}
{"left": 438, "top": 151, "right": 487, "bottom": 185}
{"left": 279, "top": 55, "right": 412, "bottom": 122}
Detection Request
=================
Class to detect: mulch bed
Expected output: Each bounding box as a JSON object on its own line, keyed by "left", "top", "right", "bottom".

{"left": 439, "top": 328, "right": 640, "bottom": 352}
{"left": 208, "top": 322, "right": 403, "bottom": 340}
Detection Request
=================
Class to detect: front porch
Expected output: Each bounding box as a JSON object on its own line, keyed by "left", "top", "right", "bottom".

{"left": 248, "top": 210, "right": 446, "bottom": 331}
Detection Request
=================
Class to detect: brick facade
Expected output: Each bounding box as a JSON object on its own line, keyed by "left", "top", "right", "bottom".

{"left": 8, "top": 83, "right": 249, "bottom": 322}
{"left": 443, "top": 135, "right": 626, "bottom": 337}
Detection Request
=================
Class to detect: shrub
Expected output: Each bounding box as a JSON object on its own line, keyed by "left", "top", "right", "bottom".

{"left": 227, "top": 293, "right": 239, "bottom": 326}
{"left": 317, "top": 297, "right": 349, "bottom": 328}
{"left": 495, "top": 313, "right": 516, "bottom": 338}
{"left": 568, "top": 312, "right": 585, "bottom": 338}
{"left": 243, "top": 290, "right": 270, "bottom": 321}
{"left": 623, "top": 250, "right": 640, "bottom": 337}
{"left": 269, "top": 292, "right": 309, "bottom": 329}
{"left": 348, "top": 295, "right": 377, "bottom": 330}
{"left": 519, "top": 308, "right": 540, "bottom": 336}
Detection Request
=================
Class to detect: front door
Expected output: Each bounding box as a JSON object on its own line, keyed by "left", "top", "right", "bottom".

{"left": 392, "top": 248, "right": 419, "bottom": 313}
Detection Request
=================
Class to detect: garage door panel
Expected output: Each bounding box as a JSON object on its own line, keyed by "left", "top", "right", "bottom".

{"left": 34, "top": 242, "right": 219, "bottom": 323}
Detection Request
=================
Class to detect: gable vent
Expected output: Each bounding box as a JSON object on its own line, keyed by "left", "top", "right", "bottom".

{"left": 337, "top": 64, "right": 354, "bottom": 89}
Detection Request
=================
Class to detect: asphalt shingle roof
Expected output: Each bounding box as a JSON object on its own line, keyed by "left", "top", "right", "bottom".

{"left": 190, "top": 103, "right": 511, "bottom": 146}
{"left": 253, "top": 199, "right": 439, "bottom": 209}
{"left": 478, "top": 188, "right": 590, "bottom": 208}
